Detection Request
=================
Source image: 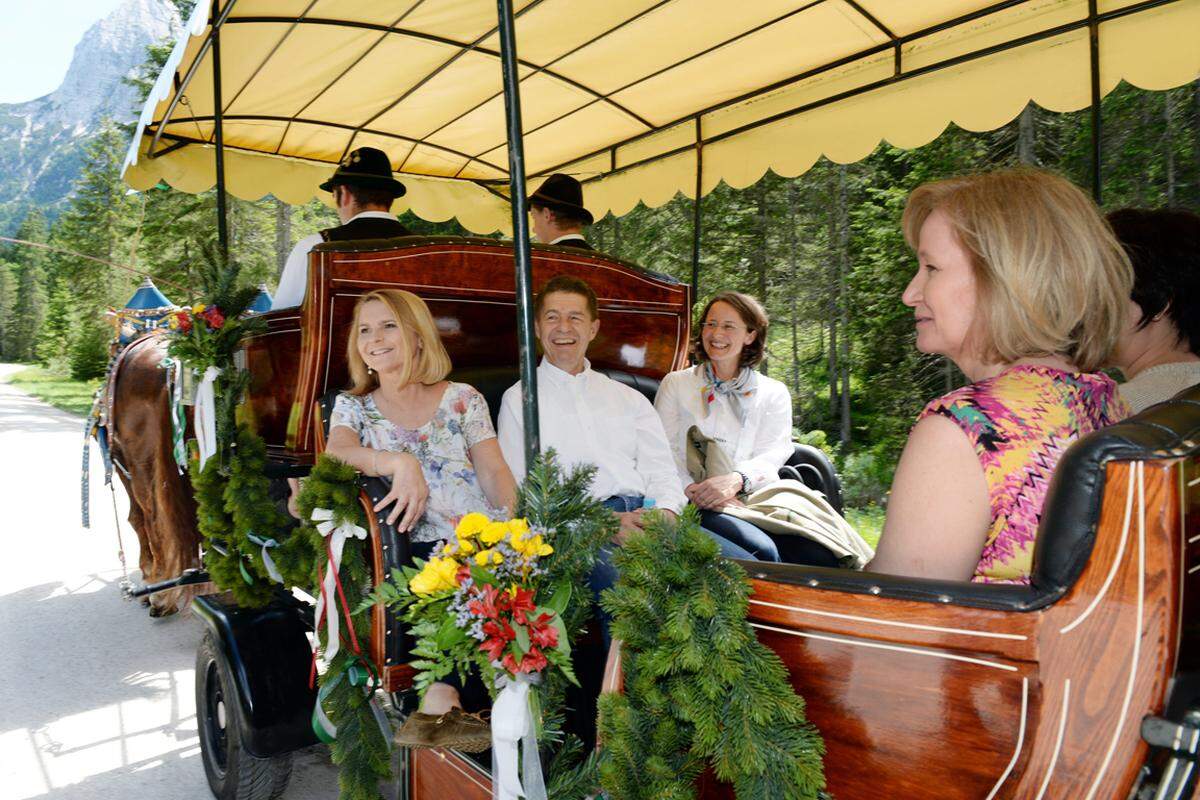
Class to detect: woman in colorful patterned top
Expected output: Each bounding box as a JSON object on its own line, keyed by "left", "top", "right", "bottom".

{"left": 325, "top": 288, "right": 516, "bottom": 749}
{"left": 869, "top": 170, "right": 1133, "bottom": 584}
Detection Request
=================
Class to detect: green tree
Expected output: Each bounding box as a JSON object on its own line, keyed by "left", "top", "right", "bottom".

{"left": 5, "top": 210, "right": 49, "bottom": 362}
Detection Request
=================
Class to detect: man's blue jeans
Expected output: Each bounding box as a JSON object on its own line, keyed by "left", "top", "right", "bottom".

{"left": 588, "top": 495, "right": 755, "bottom": 649}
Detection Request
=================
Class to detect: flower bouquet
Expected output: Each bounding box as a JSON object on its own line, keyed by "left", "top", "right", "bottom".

{"left": 373, "top": 510, "right": 579, "bottom": 799}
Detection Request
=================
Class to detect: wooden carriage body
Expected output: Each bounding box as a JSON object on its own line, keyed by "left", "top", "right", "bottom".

{"left": 240, "top": 239, "right": 1200, "bottom": 799}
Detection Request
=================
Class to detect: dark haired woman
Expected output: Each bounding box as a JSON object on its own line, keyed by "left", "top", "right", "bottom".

{"left": 1107, "top": 208, "right": 1200, "bottom": 412}
{"left": 655, "top": 292, "right": 840, "bottom": 565}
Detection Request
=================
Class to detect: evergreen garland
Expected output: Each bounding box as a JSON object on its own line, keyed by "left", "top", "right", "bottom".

{"left": 598, "top": 507, "right": 826, "bottom": 800}
{"left": 516, "top": 453, "right": 615, "bottom": 797}
{"left": 287, "top": 454, "right": 390, "bottom": 800}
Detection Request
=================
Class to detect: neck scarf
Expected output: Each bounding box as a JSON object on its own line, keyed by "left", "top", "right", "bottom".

{"left": 700, "top": 362, "right": 758, "bottom": 426}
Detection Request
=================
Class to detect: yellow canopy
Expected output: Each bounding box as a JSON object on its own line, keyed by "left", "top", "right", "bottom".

{"left": 123, "top": 0, "right": 1200, "bottom": 234}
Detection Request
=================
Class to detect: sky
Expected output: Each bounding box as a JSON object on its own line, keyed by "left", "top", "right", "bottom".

{"left": 0, "top": 0, "right": 130, "bottom": 104}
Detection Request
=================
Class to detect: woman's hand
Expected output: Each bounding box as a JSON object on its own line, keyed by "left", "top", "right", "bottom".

{"left": 374, "top": 450, "right": 429, "bottom": 532}
{"left": 685, "top": 473, "right": 743, "bottom": 510}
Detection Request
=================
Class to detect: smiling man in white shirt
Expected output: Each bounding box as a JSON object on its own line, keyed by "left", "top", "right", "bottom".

{"left": 497, "top": 275, "right": 752, "bottom": 643}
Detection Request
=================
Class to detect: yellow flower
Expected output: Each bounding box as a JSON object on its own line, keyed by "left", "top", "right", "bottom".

{"left": 474, "top": 549, "right": 492, "bottom": 566}
{"left": 456, "top": 512, "right": 490, "bottom": 539}
{"left": 192, "top": 303, "right": 206, "bottom": 314}
{"left": 409, "top": 556, "right": 459, "bottom": 595}
{"left": 456, "top": 536, "right": 476, "bottom": 555}
{"left": 480, "top": 521, "right": 509, "bottom": 545}
{"left": 493, "top": 550, "right": 504, "bottom": 565}
{"left": 167, "top": 315, "right": 180, "bottom": 330}
{"left": 507, "top": 518, "right": 530, "bottom": 537}
{"left": 529, "top": 535, "right": 553, "bottom": 557}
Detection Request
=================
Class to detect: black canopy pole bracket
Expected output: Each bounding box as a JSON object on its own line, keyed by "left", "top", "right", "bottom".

{"left": 496, "top": 0, "right": 540, "bottom": 468}
{"left": 211, "top": 0, "right": 230, "bottom": 258}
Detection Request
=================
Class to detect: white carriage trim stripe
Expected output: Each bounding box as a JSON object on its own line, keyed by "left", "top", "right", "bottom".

{"left": 1084, "top": 462, "right": 1146, "bottom": 800}
{"left": 1189, "top": 564, "right": 1200, "bottom": 575}
{"left": 1188, "top": 475, "right": 1199, "bottom": 488}
{"left": 748, "top": 623, "right": 1018, "bottom": 671}
{"left": 1189, "top": 536, "right": 1200, "bottom": 545}
{"left": 1060, "top": 466, "right": 1136, "bottom": 635}
{"left": 985, "top": 677, "right": 1029, "bottom": 800}
{"left": 433, "top": 746, "right": 491, "bottom": 792}
{"left": 747, "top": 599, "right": 1027, "bottom": 641}
{"left": 1034, "top": 679, "right": 1072, "bottom": 800}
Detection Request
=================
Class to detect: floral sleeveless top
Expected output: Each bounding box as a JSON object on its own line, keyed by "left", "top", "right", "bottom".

{"left": 330, "top": 382, "right": 498, "bottom": 544}
{"left": 918, "top": 365, "right": 1129, "bottom": 584}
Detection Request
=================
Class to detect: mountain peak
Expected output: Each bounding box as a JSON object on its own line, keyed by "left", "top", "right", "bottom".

{"left": 0, "top": 0, "right": 183, "bottom": 233}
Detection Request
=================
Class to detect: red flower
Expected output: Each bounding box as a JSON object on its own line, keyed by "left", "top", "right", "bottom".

{"left": 479, "top": 618, "right": 515, "bottom": 661}
{"left": 468, "top": 584, "right": 501, "bottom": 619}
{"left": 200, "top": 306, "right": 225, "bottom": 330}
{"left": 177, "top": 312, "right": 192, "bottom": 334}
{"left": 509, "top": 587, "right": 537, "bottom": 625}
{"left": 481, "top": 635, "right": 507, "bottom": 662}
{"left": 456, "top": 564, "right": 471, "bottom": 584}
{"left": 503, "top": 646, "right": 549, "bottom": 675}
{"left": 528, "top": 613, "right": 558, "bottom": 649}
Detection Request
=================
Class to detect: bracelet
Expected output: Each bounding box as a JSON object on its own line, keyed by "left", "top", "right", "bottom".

{"left": 734, "top": 471, "right": 749, "bottom": 493}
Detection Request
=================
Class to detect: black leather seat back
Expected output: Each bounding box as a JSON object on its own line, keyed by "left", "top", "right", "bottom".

{"left": 1032, "top": 381, "right": 1200, "bottom": 595}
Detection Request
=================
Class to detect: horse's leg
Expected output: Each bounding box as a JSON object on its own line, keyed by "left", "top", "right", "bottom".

{"left": 114, "top": 466, "right": 152, "bottom": 605}
{"left": 149, "top": 453, "right": 202, "bottom": 616}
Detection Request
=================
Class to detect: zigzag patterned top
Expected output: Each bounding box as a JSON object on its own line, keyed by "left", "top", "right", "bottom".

{"left": 919, "top": 365, "right": 1129, "bottom": 584}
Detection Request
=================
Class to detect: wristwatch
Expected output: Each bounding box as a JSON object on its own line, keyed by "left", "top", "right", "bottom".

{"left": 734, "top": 471, "right": 749, "bottom": 494}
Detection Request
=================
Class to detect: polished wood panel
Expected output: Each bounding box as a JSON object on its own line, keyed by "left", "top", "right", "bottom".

{"left": 240, "top": 309, "right": 302, "bottom": 459}
{"left": 410, "top": 747, "right": 492, "bottom": 800}
{"left": 243, "top": 237, "right": 691, "bottom": 461}
{"left": 732, "top": 460, "right": 1187, "bottom": 799}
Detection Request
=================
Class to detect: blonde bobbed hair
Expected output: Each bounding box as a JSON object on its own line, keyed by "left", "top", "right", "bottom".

{"left": 901, "top": 169, "right": 1132, "bottom": 373}
{"left": 346, "top": 289, "right": 451, "bottom": 395}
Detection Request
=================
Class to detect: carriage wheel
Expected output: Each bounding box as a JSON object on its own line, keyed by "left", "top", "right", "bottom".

{"left": 196, "top": 633, "right": 293, "bottom": 800}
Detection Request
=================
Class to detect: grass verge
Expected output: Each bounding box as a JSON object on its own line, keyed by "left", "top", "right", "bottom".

{"left": 845, "top": 504, "right": 884, "bottom": 549}
{"left": 3, "top": 365, "right": 101, "bottom": 417}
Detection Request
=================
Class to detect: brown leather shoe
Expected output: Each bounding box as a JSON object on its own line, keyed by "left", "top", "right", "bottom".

{"left": 394, "top": 708, "right": 492, "bottom": 753}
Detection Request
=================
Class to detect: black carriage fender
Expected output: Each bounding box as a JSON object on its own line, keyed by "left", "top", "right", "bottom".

{"left": 192, "top": 593, "right": 319, "bottom": 758}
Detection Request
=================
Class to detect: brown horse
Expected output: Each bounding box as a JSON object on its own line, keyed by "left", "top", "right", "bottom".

{"left": 106, "top": 332, "right": 203, "bottom": 616}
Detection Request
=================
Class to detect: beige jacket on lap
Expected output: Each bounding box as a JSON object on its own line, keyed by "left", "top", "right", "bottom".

{"left": 687, "top": 426, "right": 875, "bottom": 569}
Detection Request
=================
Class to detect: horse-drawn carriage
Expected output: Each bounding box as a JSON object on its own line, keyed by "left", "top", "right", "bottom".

{"left": 110, "top": 0, "right": 1200, "bottom": 797}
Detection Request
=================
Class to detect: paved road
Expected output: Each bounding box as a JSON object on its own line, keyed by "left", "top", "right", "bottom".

{"left": 0, "top": 365, "right": 345, "bottom": 799}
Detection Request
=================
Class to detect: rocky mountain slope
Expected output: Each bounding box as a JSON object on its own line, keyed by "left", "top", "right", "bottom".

{"left": 0, "top": 0, "right": 180, "bottom": 235}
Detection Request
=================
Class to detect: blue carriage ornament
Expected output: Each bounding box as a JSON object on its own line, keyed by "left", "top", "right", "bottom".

{"left": 247, "top": 284, "right": 273, "bottom": 315}
{"left": 110, "top": 277, "right": 178, "bottom": 345}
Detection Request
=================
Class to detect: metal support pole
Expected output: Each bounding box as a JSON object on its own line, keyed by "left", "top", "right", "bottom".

{"left": 1088, "top": 0, "right": 1103, "bottom": 205}
{"left": 495, "top": 0, "right": 540, "bottom": 467}
{"left": 211, "top": 0, "right": 230, "bottom": 257}
{"left": 690, "top": 118, "right": 702, "bottom": 304}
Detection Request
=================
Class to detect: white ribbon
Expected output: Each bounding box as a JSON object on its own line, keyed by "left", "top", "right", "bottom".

{"left": 193, "top": 366, "right": 222, "bottom": 469}
{"left": 311, "top": 507, "right": 368, "bottom": 666}
{"left": 491, "top": 673, "right": 546, "bottom": 800}
{"left": 246, "top": 533, "right": 283, "bottom": 583}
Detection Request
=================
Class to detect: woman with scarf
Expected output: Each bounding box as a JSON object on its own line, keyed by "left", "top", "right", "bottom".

{"left": 655, "top": 292, "right": 841, "bottom": 565}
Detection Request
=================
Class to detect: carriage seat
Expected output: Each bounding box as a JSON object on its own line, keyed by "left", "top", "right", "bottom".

{"left": 747, "top": 381, "right": 1200, "bottom": 611}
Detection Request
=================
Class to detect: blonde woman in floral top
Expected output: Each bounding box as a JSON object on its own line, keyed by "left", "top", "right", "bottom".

{"left": 869, "top": 170, "right": 1132, "bottom": 585}
{"left": 325, "top": 288, "right": 516, "bottom": 750}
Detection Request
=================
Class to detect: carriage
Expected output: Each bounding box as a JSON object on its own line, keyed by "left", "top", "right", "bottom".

{"left": 112, "top": 1, "right": 1200, "bottom": 798}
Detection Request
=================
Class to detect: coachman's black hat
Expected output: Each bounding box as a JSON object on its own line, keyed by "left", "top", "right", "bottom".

{"left": 527, "top": 173, "right": 593, "bottom": 225}
{"left": 319, "top": 147, "right": 407, "bottom": 197}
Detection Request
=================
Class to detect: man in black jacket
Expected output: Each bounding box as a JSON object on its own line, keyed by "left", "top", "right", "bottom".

{"left": 272, "top": 147, "right": 411, "bottom": 308}
{"left": 528, "top": 173, "right": 594, "bottom": 250}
